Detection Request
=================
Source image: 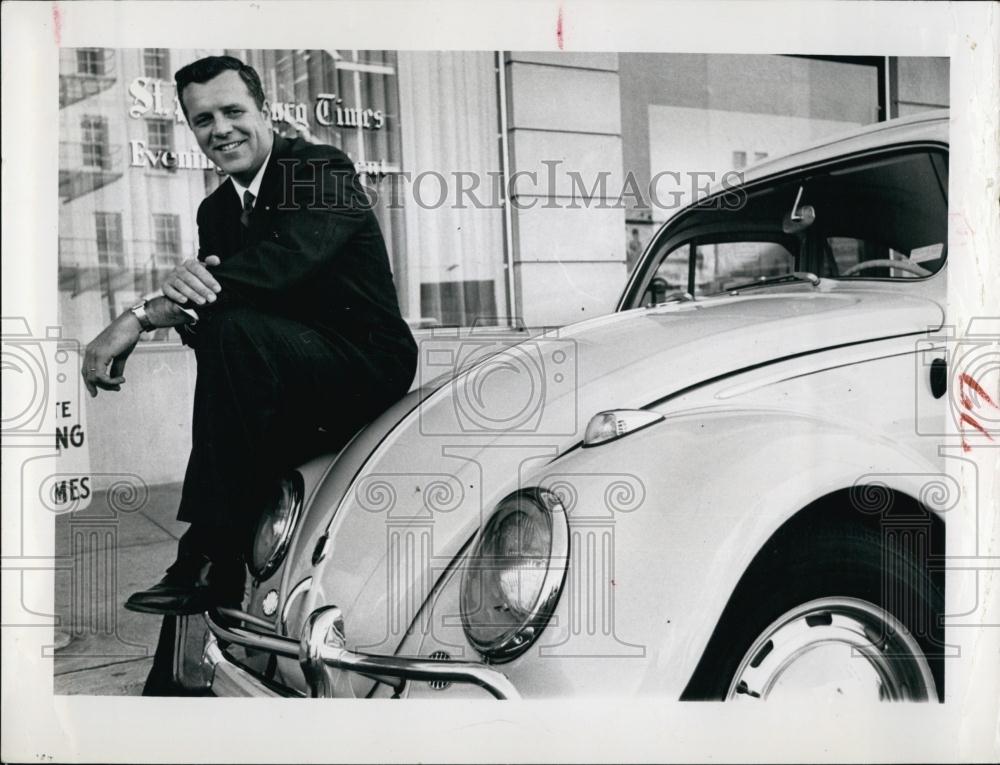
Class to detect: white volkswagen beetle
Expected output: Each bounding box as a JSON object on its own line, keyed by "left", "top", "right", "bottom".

{"left": 177, "top": 111, "right": 950, "bottom": 702}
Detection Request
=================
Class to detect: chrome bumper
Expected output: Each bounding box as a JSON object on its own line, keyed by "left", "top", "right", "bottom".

{"left": 203, "top": 637, "right": 284, "bottom": 697}
{"left": 203, "top": 606, "right": 520, "bottom": 700}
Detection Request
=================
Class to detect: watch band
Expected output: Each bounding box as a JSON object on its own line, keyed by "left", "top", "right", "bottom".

{"left": 129, "top": 300, "right": 155, "bottom": 332}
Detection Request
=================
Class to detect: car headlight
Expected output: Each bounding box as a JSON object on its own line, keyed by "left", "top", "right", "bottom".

{"left": 460, "top": 488, "right": 569, "bottom": 663}
{"left": 249, "top": 472, "right": 304, "bottom": 581}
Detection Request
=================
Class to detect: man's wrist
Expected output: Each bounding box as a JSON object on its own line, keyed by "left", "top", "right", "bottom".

{"left": 145, "top": 296, "right": 197, "bottom": 328}
{"left": 119, "top": 310, "right": 144, "bottom": 334}
{"left": 129, "top": 301, "right": 155, "bottom": 332}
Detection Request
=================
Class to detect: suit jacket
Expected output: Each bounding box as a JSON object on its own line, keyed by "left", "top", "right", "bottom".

{"left": 188, "top": 133, "right": 416, "bottom": 366}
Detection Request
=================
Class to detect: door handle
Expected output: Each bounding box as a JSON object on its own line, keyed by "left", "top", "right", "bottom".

{"left": 929, "top": 357, "right": 947, "bottom": 399}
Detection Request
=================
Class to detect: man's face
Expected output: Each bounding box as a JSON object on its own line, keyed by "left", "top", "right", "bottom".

{"left": 182, "top": 70, "right": 273, "bottom": 185}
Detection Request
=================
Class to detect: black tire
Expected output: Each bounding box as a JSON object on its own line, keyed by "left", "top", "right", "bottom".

{"left": 681, "top": 513, "right": 944, "bottom": 701}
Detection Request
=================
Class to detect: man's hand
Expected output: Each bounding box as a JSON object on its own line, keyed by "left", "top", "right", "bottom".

{"left": 81, "top": 313, "right": 142, "bottom": 397}
{"left": 161, "top": 255, "right": 222, "bottom": 306}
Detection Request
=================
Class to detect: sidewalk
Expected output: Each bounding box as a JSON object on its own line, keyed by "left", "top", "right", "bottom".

{"left": 53, "top": 483, "right": 185, "bottom": 695}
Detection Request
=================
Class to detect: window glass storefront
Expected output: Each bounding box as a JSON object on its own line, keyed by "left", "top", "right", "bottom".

{"left": 618, "top": 54, "right": 948, "bottom": 272}
{"left": 58, "top": 48, "right": 505, "bottom": 346}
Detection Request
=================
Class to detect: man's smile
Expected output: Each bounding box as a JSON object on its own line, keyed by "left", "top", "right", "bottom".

{"left": 214, "top": 139, "right": 247, "bottom": 153}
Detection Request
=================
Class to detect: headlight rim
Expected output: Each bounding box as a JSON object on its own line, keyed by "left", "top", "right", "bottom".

{"left": 460, "top": 487, "right": 570, "bottom": 664}
{"left": 248, "top": 471, "right": 305, "bottom": 581}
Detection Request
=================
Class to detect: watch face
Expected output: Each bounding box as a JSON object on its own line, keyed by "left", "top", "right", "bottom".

{"left": 130, "top": 302, "right": 154, "bottom": 331}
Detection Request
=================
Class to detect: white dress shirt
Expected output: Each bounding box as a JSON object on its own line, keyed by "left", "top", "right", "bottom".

{"left": 230, "top": 147, "right": 272, "bottom": 207}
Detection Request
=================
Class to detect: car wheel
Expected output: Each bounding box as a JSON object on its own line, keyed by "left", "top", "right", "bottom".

{"left": 682, "top": 518, "right": 944, "bottom": 701}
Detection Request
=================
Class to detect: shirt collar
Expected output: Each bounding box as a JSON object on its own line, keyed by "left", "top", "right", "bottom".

{"left": 230, "top": 146, "right": 272, "bottom": 204}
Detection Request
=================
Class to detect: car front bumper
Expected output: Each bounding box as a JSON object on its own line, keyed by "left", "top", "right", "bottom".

{"left": 197, "top": 607, "right": 520, "bottom": 699}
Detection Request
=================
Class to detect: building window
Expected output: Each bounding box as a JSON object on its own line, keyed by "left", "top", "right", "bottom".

{"left": 76, "top": 48, "right": 108, "bottom": 76}
{"left": 152, "top": 214, "right": 181, "bottom": 266}
{"left": 95, "top": 212, "right": 124, "bottom": 267}
{"left": 147, "top": 119, "right": 174, "bottom": 154}
{"left": 143, "top": 48, "right": 169, "bottom": 80}
{"left": 80, "top": 116, "right": 110, "bottom": 170}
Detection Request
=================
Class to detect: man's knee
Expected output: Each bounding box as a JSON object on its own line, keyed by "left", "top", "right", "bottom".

{"left": 195, "top": 307, "right": 274, "bottom": 360}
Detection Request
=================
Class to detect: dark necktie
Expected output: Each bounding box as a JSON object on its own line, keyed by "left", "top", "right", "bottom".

{"left": 240, "top": 190, "right": 255, "bottom": 228}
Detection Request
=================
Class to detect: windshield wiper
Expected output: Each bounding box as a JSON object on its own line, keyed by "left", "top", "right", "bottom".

{"left": 727, "top": 271, "right": 821, "bottom": 293}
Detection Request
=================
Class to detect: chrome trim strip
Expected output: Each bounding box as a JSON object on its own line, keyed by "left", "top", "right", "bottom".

{"left": 205, "top": 607, "right": 520, "bottom": 700}
{"left": 204, "top": 637, "right": 282, "bottom": 697}
{"left": 208, "top": 610, "right": 300, "bottom": 659}
{"left": 280, "top": 576, "right": 313, "bottom": 627}
{"left": 216, "top": 606, "right": 275, "bottom": 632}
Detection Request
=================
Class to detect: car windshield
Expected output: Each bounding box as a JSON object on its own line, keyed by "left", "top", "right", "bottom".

{"left": 635, "top": 148, "right": 948, "bottom": 306}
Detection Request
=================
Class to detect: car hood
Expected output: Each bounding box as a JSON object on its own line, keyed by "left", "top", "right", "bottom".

{"left": 294, "top": 286, "right": 943, "bottom": 679}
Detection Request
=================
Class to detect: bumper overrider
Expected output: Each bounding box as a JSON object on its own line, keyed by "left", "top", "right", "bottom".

{"left": 195, "top": 607, "right": 521, "bottom": 699}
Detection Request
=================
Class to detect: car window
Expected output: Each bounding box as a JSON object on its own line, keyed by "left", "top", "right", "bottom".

{"left": 642, "top": 243, "right": 690, "bottom": 305}
{"left": 695, "top": 240, "right": 796, "bottom": 295}
{"left": 826, "top": 237, "right": 945, "bottom": 279}
{"left": 642, "top": 238, "right": 798, "bottom": 305}
{"left": 631, "top": 148, "right": 947, "bottom": 308}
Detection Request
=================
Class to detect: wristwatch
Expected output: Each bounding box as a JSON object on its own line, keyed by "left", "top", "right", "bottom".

{"left": 129, "top": 299, "right": 155, "bottom": 332}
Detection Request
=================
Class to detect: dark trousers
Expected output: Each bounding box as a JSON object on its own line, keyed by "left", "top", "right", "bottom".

{"left": 142, "top": 307, "right": 416, "bottom": 695}
{"left": 178, "top": 306, "right": 413, "bottom": 532}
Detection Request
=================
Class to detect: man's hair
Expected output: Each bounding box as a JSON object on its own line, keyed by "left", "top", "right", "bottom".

{"left": 174, "top": 56, "right": 266, "bottom": 119}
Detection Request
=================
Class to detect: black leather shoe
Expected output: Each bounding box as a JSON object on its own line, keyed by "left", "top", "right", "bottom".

{"left": 125, "top": 553, "right": 245, "bottom": 616}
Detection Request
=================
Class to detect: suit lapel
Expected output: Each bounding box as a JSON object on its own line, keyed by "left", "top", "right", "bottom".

{"left": 209, "top": 133, "right": 287, "bottom": 257}
{"left": 245, "top": 134, "right": 286, "bottom": 242}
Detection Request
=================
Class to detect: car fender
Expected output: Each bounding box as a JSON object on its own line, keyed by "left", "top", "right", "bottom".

{"left": 402, "top": 404, "right": 946, "bottom": 698}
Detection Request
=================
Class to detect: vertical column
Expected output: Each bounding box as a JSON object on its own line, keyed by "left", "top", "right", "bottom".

{"left": 385, "top": 517, "right": 434, "bottom": 643}
{"left": 881, "top": 513, "right": 939, "bottom": 650}
{"left": 504, "top": 53, "right": 627, "bottom": 327}
{"left": 539, "top": 474, "right": 645, "bottom": 658}
{"left": 66, "top": 500, "right": 146, "bottom": 656}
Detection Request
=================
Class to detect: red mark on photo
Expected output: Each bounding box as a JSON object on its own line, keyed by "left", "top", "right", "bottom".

{"left": 52, "top": 2, "right": 62, "bottom": 45}
{"left": 960, "top": 372, "right": 998, "bottom": 409}
{"left": 556, "top": 6, "right": 564, "bottom": 50}
{"left": 958, "top": 371, "right": 999, "bottom": 451}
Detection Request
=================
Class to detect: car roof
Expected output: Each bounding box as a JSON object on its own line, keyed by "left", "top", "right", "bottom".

{"left": 738, "top": 110, "right": 949, "bottom": 187}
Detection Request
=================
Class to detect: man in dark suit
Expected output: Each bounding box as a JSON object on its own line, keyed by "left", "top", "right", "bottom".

{"left": 81, "top": 57, "right": 416, "bottom": 621}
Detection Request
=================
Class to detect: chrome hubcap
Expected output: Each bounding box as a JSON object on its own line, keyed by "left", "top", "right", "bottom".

{"left": 727, "top": 597, "right": 936, "bottom": 701}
